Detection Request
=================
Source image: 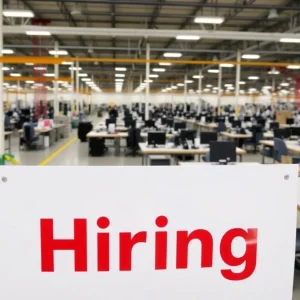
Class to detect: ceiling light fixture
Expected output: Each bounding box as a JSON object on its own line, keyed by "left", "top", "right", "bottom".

{"left": 62, "top": 61, "right": 73, "bottom": 65}
{"left": 26, "top": 31, "right": 51, "bottom": 36}
{"left": 194, "top": 16, "right": 224, "bottom": 24}
{"left": 242, "top": 54, "right": 260, "bottom": 59}
{"left": 280, "top": 82, "right": 289, "bottom": 86}
{"left": 49, "top": 50, "right": 68, "bottom": 55}
{"left": 115, "top": 67, "right": 127, "bottom": 71}
{"left": 2, "top": 49, "right": 14, "bottom": 54}
{"left": 176, "top": 35, "right": 200, "bottom": 41}
{"left": 193, "top": 75, "right": 204, "bottom": 79}
{"left": 153, "top": 68, "right": 166, "bottom": 72}
{"left": 25, "top": 63, "right": 34, "bottom": 66}
{"left": 248, "top": 76, "right": 259, "bottom": 80}
{"left": 268, "top": 68, "right": 280, "bottom": 75}
{"left": 115, "top": 79, "right": 124, "bottom": 82}
{"left": 177, "top": 83, "right": 184, "bottom": 87}
{"left": 3, "top": 10, "right": 34, "bottom": 18}
{"left": 78, "top": 73, "right": 88, "bottom": 77}
{"left": 81, "top": 78, "right": 92, "bottom": 81}
{"left": 239, "top": 81, "right": 246, "bottom": 84}
{"left": 185, "top": 80, "right": 194, "bottom": 83}
{"left": 220, "top": 63, "right": 234, "bottom": 68}
{"left": 208, "top": 69, "right": 219, "bottom": 73}
{"left": 287, "top": 65, "right": 300, "bottom": 69}
{"left": 280, "top": 38, "right": 300, "bottom": 43}
{"left": 163, "top": 52, "right": 182, "bottom": 58}
{"left": 115, "top": 74, "right": 125, "bottom": 77}
{"left": 43, "top": 73, "right": 55, "bottom": 77}
{"left": 206, "top": 84, "right": 212, "bottom": 87}
{"left": 69, "top": 67, "right": 82, "bottom": 71}
{"left": 10, "top": 73, "right": 21, "bottom": 77}
{"left": 2, "top": 67, "right": 10, "bottom": 71}
{"left": 159, "top": 62, "right": 172, "bottom": 66}
{"left": 149, "top": 74, "right": 159, "bottom": 78}
{"left": 268, "top": 9, "right": 279, "bottom": 19}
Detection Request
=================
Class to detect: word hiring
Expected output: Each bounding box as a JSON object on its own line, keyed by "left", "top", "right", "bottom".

{"left": 40, "top": 216, "right": 258, "bottom": 281}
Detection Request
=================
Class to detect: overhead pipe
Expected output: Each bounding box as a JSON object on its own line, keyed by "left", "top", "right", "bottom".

{"left": 4, "top": 25, "right": 300, "bottom": 42}
{"left": 26, "top": 0, "right": 300, "bottom": 11}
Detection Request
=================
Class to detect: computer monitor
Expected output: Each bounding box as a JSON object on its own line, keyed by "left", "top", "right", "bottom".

{"left": 147, "top": 132, "right": 166, "bottom": 146}
{"left": 145, "top": 120, "right": 156, "bottom": 128}
{"left": 232, "top": 120, "right": 241, "bottom": 128}
{"left": 244, "top": 116, "right": 251, "bottom": 122}
{"left": 200, "top": 132, "right": 218, "bottom": 144}
{"left": 195, "top": 115, "right": 201, "bottom": 121}
{"left": 286, "top": 118, "right": 294, "bottom": 125}
{"left": 174, "top": 122, "right": 186, "bottom": 131}
{"left": 124, "top": 119, "right": 136, "bottom": 128}
{"left": 290, "top": 127, "right": 300, "bottom": 136}
{"left": 161, "top": 117, "right": 167, "bottom": 125}
{"left": 105, "top": 118, "right": 116, "bottom": 128}
{"left": 228, "top": 116, "right": 234, "bottom": 124}
{"left": 270, "top": 122, "right": 279, "bottom": 130}
{"left": 210, "top": 141, "right": 236, "bottom": 163}
{"left": 257, "top": 118, "right": 266, "bottom": 128}
{"left": 180, "top": 129, "right": 197, "bottom": 141}
{"left": 166, "top": 119, "right": 174, "bottom": 128}
{"left": 206, "top": 116, "right": 213, "bottom": 123}
{"left": 274, "top": 128, "right": 290, "bottom": 139}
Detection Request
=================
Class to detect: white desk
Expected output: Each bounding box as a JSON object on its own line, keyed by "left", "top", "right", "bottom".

{"left": 220, "top": 131, "right": 252, "bottom": 139}
{"left": 179, "top": 162, "right": 259, "bottom": 166}
{"left": 139, "top": 143, "right": 246, "bottom": 165}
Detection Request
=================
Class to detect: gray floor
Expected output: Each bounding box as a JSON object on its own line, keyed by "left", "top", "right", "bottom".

{"left": 7, "top": 117, "right": 300, "bottom": 298}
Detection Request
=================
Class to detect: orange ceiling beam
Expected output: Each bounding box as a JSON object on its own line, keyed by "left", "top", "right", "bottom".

{"left": 4, "top": 76, "right": 72, "bottom": 82}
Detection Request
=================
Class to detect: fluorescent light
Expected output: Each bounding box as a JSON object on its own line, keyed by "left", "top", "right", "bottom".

{"left": 262, "top": 86, "right": 272, "bottom": 89}
{"left": 248, "top": 76, "right": 259, "bottom": 80}
{"left": 203, "top": 88, "right": 210, "bottom": 92}
{"left": 62, "top": 61, "right": 73, "bottom": 65}
{"left": 115, "top": 74, "right": 125, "bottom": 77}
{"left": 239, "top": 81, "right": 246, "bottom": 84}
{"left": 159, "top": 62, "right": 172, "bottom": 66}
{"left": 208, "top": 69, "right": 219, "bottom": 73}
{"left": 25, "top": 63, "right": 34, "bottom": 66}
{"left": 224, "top": 84, "right": 233, "bottom": 87}
{"left": 69, "top": 67, "right": 82, "bottom": 71}
{"left": 242, "top": 54, "right": 260, "bottom": 59}
{"left": 220, "top": 63, "right": 234, "bottom": 68}
{"left": 26, "top": 31, "right": 51, "bottom": 36}
{"left": 3, "top": 10, "right": 34, "bottom": 18}
{"left": 25, "top": 80, "right": 34, "bottom": 83}
{"left": 227, "top": 87, "right": 235, "bottom": 90}
{"left": 268, "top": 69, "right": 280, "bottom": 75}
{"left": 194, "top": 16, "right": 224, "bottom": 24}
{"left": 213, "top": 87, "right": 219, "bottom": 90}
{"left": 172, "top": 86, "right": 178, "bottom": 89}
{"left": 49, "top": 50, "right": 68, "bottom": 55}
{"left": 81, "top": 78, "right": 92, "bottom": 81}
{"left": 115, "top": 67, "right": 127, "bottom": 71}
{"left": 2, "top": 49, "right": 14, "bottom": 54}
{"left": 163, "top": 52, "right": 182, "bottom": 58}
{"left": 206, "top": 84, "right": 212, "bottom": 87}
{"left": 280, "top": 82, "right": 289, "bottom": 86}
{"left": 149, "top": 74, "right": 159, "bottom": 78}
{"left": 34, "top": 66, "right": 47, "bottom": 71}
{"left": 193, "top": 75, "right": 204, "bottom": 79}
{"left": 78, "top": 73, "right": 88, "bottom": 77}
{"left": 144, "top": 80, "right": 153, "bottom": 83}
{"left": 2, "top": 67, "right": 10, "bottom": 71}
{"left": 280, "top": 38, "right": 300, "bottom": 43}
{"left": 10, "top": 73, "right": 21, "bottom": 77}
{"left": 287, "top": 65, "right": 300, "bottom": 69}
{"left": 43, "top": 73, "right": 55, "bottom": 77}
{"left": 176, "top": 35, "right": 200, "bottom": 41}
{"left": 185, "top": 80, "right": 194, "bottom": 83}
{"left": 153, "top": 68, "right": 166, "bottom": 72}
{"left": 115, "top": 79, "right": 124, "bottom": 82}
{"left": 177, "top": 83, "right": 184, "bottom": 87}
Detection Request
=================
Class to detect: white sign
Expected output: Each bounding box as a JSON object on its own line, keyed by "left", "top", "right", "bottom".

{"left": 0, "top": 166, "right": 298, "bottom": 300}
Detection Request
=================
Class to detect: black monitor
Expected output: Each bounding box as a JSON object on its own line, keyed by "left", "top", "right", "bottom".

{"left": 232, "top": 120, "right": 241, "bottom": 128}
{"left": 291, "top": 127, "right": 300, "bottom": 136}
{"left": 244, "top": 116, "right": 251, "bottom": 122}
{"left": 124, "top": 119, "right": 136, "bottom": 128}
{"left": 206, "top": 116, "right": 213, "bottom": 123}
{"left": 270, "top": 122, "right": 279, "bottom": 130}
{"left": 147, "top": 132, "right": 166, "bottom": 146}
{"left": 228, "top": 116, "right": 234, "bottom": 124}
{"left": 145, "top": 120, "right": 156, "bottom": 128}
{"left": 274, "top": 128, "right": 290, "bottom": 139}
{"left": 286, "top": 118, "right": 294, "bottom": 125}
{"left": 180, "top": 129, "right": 196, "bottom": 141}
{"left": 200, "top": 132, "right": 218, "bottom": 144}
{"left": 257, "top": 118, "right": 266, "bottom": 128}
{"left": 210, "top": 141, "right": 236, "bottom": 163}
{"left": 161, "top": 117, "right": 167, "bottom": 125}
{"left": 166, "top": 119, "right": 174, "bottom": 128}
{"left": 195, "top": 115, "right": 201, "bottom": 121}
{"left": 105, "top": 118, "right": 116, "bottom": 127}
{"left": 174, "top": 122, "right": 186, "bottom": 131}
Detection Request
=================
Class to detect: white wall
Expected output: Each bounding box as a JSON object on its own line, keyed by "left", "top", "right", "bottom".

{"left": 5, "top": 92, "right": 272, "bottom": 108}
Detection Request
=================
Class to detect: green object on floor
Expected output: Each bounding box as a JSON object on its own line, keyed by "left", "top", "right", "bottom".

{"left": 72, "top": 118, "right": 79, "bottom": 129}
{"left": 0, "top": 154, "right": 19, "bottom": 165}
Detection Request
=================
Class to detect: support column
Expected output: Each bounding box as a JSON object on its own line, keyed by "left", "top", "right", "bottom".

{"left": 184, "top": 74, "right": 187, "bottom": 112}
{"left": 217, "top": 64, "right": 222, "bottom": 115}
{"left": 198, "top": 70, "right": 202, "bottom": 114}
{"left": 145, "top": 43, "right": 150, "bottom": 120}
{"left": 139, "top": 74, "right": 142, "bottom": 112}
{"left": 71, "top": 62, "right": 74, "bottom": 113}
{"left": 54, "top": 41, "right": 59, "bottom": 116}
{"left": 235, "top": 49, "right": 241, "bottom": 108}
{"left": 0, "top": 0, "right": 4, "bottom": 155}
{"left": 76, "top": 60, "right": 80, "bottom": 114}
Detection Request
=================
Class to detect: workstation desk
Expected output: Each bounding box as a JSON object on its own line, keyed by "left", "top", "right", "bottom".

{"left": 139, "top": 143, "right": 246, "bottom": 165}
{"left": 263, "top": 132, "right": 298, "bottom": 140}
{"left": 87, "top": 131, "right": 176, "bottom": 156}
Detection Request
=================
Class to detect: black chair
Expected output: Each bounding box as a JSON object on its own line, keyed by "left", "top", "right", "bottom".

{"left": 78, "top": 121, "right": 93, "bottom": 142}
{"left": 126, "top": 127, "right": 142, "bottom": 156}
{"left": 23, "top": 123, "right": 40, "bottom": 149}
{"left": 245, "top": 126, "right": 263, "bottom": 153}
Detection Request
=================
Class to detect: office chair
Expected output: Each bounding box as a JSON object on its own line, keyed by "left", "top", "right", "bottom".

{"left": 4, "top": 114, "right": 12, "bottom": 131}
{"left": 23, "top": 123, "right": 40, "bottom": 150}
{"left": 126, "top": 125, "right": 142, "bottom": 156}
{"left": 78, "top": 121, "right": 93, "bottom": 142}
{"left": 217, "top": 122, "right": 226, "bottom": 133}
{"left": 273, "top": 138, "right": 288, "bottom": 163}
{"left": 296, "top": 228, "right": 300, "bottom": 270}
{"left": 244, "top": 126, "right": 263, "bottom": 153}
